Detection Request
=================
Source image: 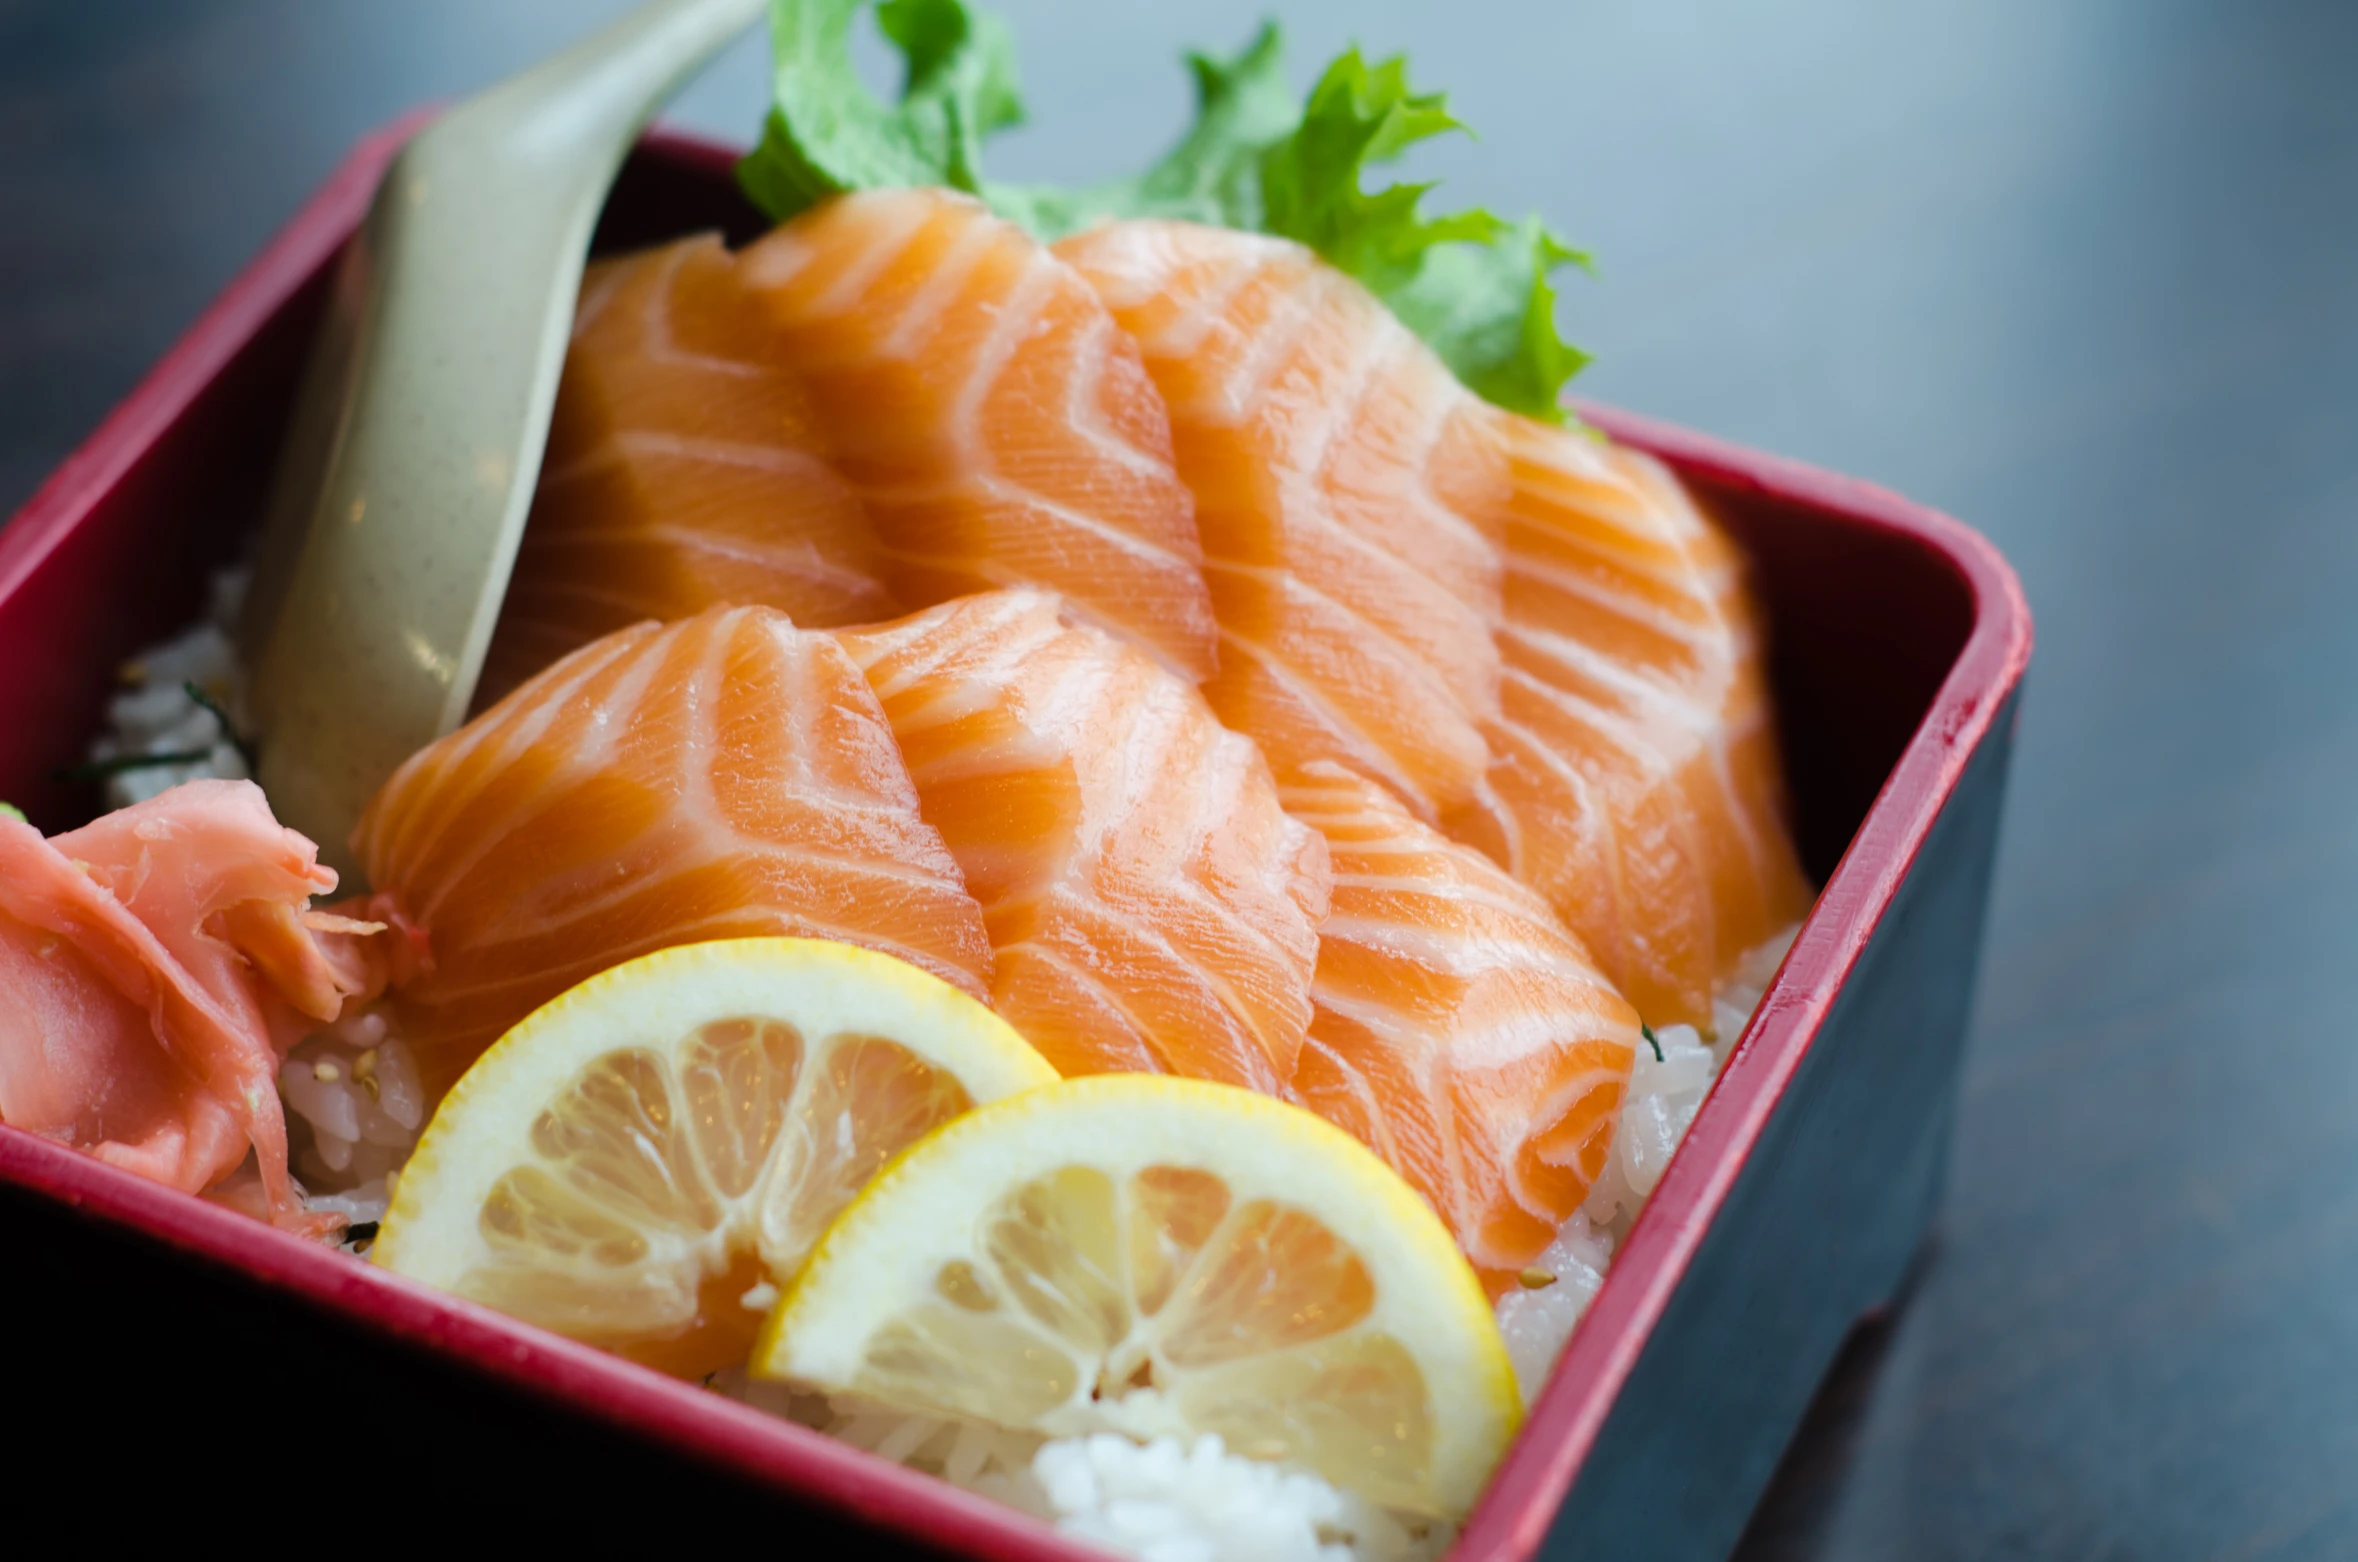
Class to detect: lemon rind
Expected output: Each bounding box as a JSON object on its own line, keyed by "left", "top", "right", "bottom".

{"left": 757, "top": 1074, "right": 1522, "bottom": 1518}
{"left": 372, "top": 937, "right": 1054, "bottom": 1283}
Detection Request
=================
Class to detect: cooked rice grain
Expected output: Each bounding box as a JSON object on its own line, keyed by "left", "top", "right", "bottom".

{"left": 91, "top": 568, "right": 252, "bottom": 807}
{"left": 1492, "top": 924, "right": 1802, "bottom": 1397}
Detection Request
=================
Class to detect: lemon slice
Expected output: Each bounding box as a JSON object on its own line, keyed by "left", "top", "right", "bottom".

{"left": 754, "top": 1075, "right": 1521, "bottom": 1519}
{"left": 373, "top": 938, "right": 1055, "bottom": 1378}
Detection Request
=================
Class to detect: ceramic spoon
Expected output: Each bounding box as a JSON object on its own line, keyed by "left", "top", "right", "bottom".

{"left": 244, "top": 0, "right": 764, "bottom": 875}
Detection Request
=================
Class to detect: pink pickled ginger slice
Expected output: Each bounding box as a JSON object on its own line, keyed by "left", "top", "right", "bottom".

{"left": 0, "top": 780, "right": 392, "bottom": 1231}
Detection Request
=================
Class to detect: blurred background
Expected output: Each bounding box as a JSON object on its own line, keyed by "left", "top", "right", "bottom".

{"left": 4, "top": 1, "right": 2355, "bottom": 1555}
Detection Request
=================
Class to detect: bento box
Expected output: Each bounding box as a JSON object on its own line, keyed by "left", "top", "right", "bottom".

{"left": 0, "top": 123, "right": 2029, "bottom": 1558}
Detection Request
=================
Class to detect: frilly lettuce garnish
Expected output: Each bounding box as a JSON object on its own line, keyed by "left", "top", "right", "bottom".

{"left": 1387, "top": 217, "right": 1592, "bottom": 421}
{"left": 984, "top": 23, "right": 1300, "bottom": 240}
{"left": 1255, "top": 49, "right": 1593, "bottom": 418}
{"left": 0, "top": 802, "right": 24, "bottom": 825}
{"left": 736, "top": 0, "right": 1024, "bottom": 218}
{"left": 737, "top": 0, "right": 1592, "bottom": 420}
{"left": 1257, "top": 47, "right": 1509, "bottom": 296}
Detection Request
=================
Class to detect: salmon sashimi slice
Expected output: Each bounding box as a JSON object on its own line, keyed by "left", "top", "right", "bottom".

{"left": 1447, "top": 415, "right": 1813, "bottom": 1029}
{"left": 481, "top": 234, "right": 893, "bottom": 703}
{"left": 833, "top": 590, "right": 1330, "bottom": 1092}
{"left": 734, "top": 190, "right": 1221, "bottom": 685}
{"left": 1283, "top": 763, "right": 1641, "bottom": 1295}
{"left": 0, "top": 780, "right": 389, "bottom": 1230}
{"left": 356, "top": 604, "right": 997, "bottom": 1098}
{"left": 1054, "top": 220, "right": 1512, "bottom": 822}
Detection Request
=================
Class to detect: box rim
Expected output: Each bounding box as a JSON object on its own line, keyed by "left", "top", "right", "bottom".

{"left": 1449, "top": 399, "right": 2030, "bottom": 1560}
{"left": 0, "top": 118, "right": 2031, "bottom": 1562}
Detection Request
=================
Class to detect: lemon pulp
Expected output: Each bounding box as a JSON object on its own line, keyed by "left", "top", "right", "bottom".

{"left": 374, "top": 938, "right": 1054, "bottom": 1377}
{"left": 759, "top": 1076, "right": 1519, "bottom": 1518}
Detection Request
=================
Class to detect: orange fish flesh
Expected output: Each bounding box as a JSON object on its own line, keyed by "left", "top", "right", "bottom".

{"left": 834, "top": 590, "right": 1330, "bottom": 1092}
{"left": 1447, "top": 415, "right": 1812, "bottom": 1029}
{"left": 735, "top": 190, "right": 1221, "bottom": 684}
{"left": 481, "top": 233, "right": 892, "bottom": 703}
{"left": 1055, "top": 220, "right": 1511, "bottom": 821}
{"left": 356, "top": 604, "right": 997, "bottom": 1098}
{"left": 1283, "top": 763, "right": 1640, "bottom": 1294}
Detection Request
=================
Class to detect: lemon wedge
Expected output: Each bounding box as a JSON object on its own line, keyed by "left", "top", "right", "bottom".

{"left": 754, "top": 1075, "right": 1521, "bottom": 1519}
{"left": 373, "top": 938, "right": 1055, "bottom": 1378}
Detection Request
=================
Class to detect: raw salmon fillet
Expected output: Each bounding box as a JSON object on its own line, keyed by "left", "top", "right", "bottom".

{"left": 1447, "top": 415, "right": 1812, "bottom": 1029}
{"left": 833, "top": 590, "right": 1330, "bottom": 1092}
{"left": 1284, "top": 764, "right": 1640, "bottom": 1294}
{"left": 735, "top": 190, "right": 1220, "bottom": 684}
{"left": 357, "top": 604, "right": 996, "bottom": 1097}
{"left": 482, "top": 234, "right": 892, "bottom": 702}
{"left": 1055, "top": 220, "right": 1511, "bottom": 821}
{"left": 0, "top": 780, "right": 383, "bottom": 1230}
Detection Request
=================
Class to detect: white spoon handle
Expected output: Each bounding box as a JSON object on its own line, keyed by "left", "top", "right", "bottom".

{"left": 249, "top": 0, "right": 764, "bottom": 875}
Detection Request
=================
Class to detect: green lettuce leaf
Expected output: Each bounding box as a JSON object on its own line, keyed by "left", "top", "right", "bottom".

{"left": 987, "top": 23, "right": 1297, "bottom": 238}
{"left": 1256, "top": 49, "right": 1503, "bottom": 298}
{"left": 737, "top": 3, "right": 1592, "bottom": 418}
{"left": 1252, "top": 47, "right": 1590, "bottom": 419}
{"left": 736, "top": 0, "right": 1026, "bottom": 221}
{"left": 1387, "top": 217, "right": 1593, "bottom": 420}
{"left": 0, "top": 802, "right": 24, "bottom": 825}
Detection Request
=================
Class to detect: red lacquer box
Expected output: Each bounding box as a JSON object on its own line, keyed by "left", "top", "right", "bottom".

{"left": 0, "top": 125, "right": 2029, "bottom": 1557}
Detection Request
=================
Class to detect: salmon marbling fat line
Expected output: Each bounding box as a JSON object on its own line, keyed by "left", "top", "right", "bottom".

{"left": 834, "top": 590, "right": 1328, "bottom": 1093}
{"left": 1447, "top": 417, "right": 1814, "bottom": 1028}
{"left": 482, "top": 234, "right": 891, "bottom": 703}
{"left": 735, "top": 190, "right": 1221, "bottom": 685}
{"left": 358, "top": 605, "right": 997, "bottom": 1096}
{"left": 1281, "top": 762, "right": 1640, "bottom": 1291}
{"left": 1055, "top": 219, "right": 1510, "bottom": 824}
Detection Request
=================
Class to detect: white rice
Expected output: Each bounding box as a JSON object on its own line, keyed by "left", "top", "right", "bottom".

{"left": 278, "top": 1010, "right": 426, "bottom": 1220}
{"left": 710, "top": 1372, "right": 1451, "bottom": 1562}
{"left": 89, "top": 568, "right": 253, "bottom": 809}
{"left": 1494, "top": 1210, "right": 1615, "bottom": 1404}
{"left": 1029, "top": 1434, "right": 1450, "bottom": 1562}
{"left": 1492, "top": 924, "right": 1802, "bottom": 1401}
{"left": 715, "top": 1370, "right": 1054, "bottom": 1513}
{"left": 98, "top": 581, "right": 1804, "bottom": 1556}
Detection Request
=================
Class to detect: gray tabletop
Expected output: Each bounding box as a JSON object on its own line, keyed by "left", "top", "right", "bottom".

{"left": 5, "top": 2, "right": 2355, "bottom": 1556}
